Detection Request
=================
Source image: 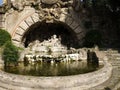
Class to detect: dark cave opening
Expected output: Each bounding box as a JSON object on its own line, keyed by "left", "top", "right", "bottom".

{"left": 22, "top": 21, "right": 79, "bottom": 49}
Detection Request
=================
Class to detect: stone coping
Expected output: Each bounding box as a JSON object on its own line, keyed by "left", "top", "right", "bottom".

{"left": 0, "top": 59, "right": 112, "bottom": 90}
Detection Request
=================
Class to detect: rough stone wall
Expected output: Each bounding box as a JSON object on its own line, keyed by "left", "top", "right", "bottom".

{"left": 5, "top": 6, "right": 35, "bottom": 35}
{"left": 0, "top": 14, "right": 3, "bottom": 28}
{"left": 0, "top": 7, "right": 5, "bottom": 29}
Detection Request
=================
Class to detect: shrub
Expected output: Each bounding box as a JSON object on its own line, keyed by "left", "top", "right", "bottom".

{"left": 84, "top": 30, "right": 102, "bottom": 47}
{"left": 0, "top": 29, "right": 11, "bottom": 46}
{"left": 2, "top": 41, "right": 19, "bottom": 64}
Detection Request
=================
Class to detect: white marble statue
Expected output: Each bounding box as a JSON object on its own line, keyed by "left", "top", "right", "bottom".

{"left": 27, "top": 35, "right": 67, "bottom": 53}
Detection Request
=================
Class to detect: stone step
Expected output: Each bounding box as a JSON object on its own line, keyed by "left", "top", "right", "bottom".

{"left": 113, "top": 75, "right": 120, "bottom": 78}
{"left": 111, "top": 59, "right": 120, "bottom": 61}
{"left": 108, "top": 58, "right": 117, "bottom": 61}
{"left": 111, "top": 64, "right": 120, "bottom": 66}
{"left": 111, "top": 62, "right": 120, "bottom": 64}
{"left": 116, "top": 57, "right": 120, "bottom": 60}
{"left": 112, "top": 66, "right": 120, "bottom": 68}
{"left": 109, "top": 55, "right": 120, "bottom": 57}
{"left": 111, "top": 54, "right": 120, "bottom": 57}
{"left": 113, "top": 73, "right": 120, "bottom": 76}
{"left": 112, "top": 73, "right": 120, "bottom": 76}
{"left": 107, "top": 51, "right": 118, "bottom": 54}
{"left": 111, "top": 57, "right": 120, "bottom": 59}
{"left": 112, "top": 72, "right": 120, "bottom": 75}
{"left": 111, "top": 65, "right": 120, "bottom": 67}
{"left": 107, "top": 50, "right": 118, "bottom": 53}
{"left": 112, "top": 62, "right": 120, "bottom": 63}
{"left": 111, "top": 56, "right": 120, "bottom": 58}
{"left": 110, "top": 59, "right": 119, "bottom": 62}
{"left": 114, "top": 60, "right": 120, "bottom": 62}
{"left": 112, "top": 61, "right": 120, "bottom": 62}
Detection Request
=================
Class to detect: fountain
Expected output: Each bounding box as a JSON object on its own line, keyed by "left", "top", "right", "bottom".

{"left": 0, "top": 0, "right": 113, "bottom": 89}
{"left": 4, "top": 34, "right": 101, "bottom": 76}
{"left": 23, "top": 34, "right": 87, "bottom": 63}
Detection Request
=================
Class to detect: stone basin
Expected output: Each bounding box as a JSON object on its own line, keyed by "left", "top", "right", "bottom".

{"left": 0, "top": 60, "right": 112, "bottom": 90}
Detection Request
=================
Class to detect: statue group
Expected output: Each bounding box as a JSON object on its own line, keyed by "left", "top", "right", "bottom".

{"left": 27, "top": 35, "right": 67, "bottom": 53}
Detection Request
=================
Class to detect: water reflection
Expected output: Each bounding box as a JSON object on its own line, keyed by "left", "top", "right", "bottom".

{"left": 4, "top": 61, "right": 102, "bottom": 76}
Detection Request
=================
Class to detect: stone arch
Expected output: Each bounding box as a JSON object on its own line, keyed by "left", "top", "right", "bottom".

{"left": 11, "top": 12, "right": 85, "bottom": 47}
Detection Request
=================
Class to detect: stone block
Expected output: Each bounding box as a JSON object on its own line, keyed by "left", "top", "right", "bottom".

{"left": 74, "top": 26, "right": 83, "bottom": 34}
{"left": 70, "top": 21, "right": 79, "bottom": 30}
{"left": 65, "top": 17, "right": 73, "bottom": 26}
{"left": 12, "top": 40, "right": 21, "bottom": 46}
{"left": 77, "top": 32, "right": 85, "bottom": 40}
{"left": 31, "top": 13, "right": 40, "bottom": 22}
{"left": 19, "top": 21, "right": 29, "bottom": 30}
{"left": 15, "top": 27, "right": 25, "bottom": 36}
{"left": 25, "top": 16, "right": 34, "bottom": 26}
{"left": 13, "top": 34, "right": 22, "bottom": 42}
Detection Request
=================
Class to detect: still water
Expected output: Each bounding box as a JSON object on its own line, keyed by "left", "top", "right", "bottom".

{"left": 4, "top": 61, "right": 101, "bottom": 76}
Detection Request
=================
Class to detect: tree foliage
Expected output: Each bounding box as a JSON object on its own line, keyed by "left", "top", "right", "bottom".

{"left": 0, "top": 29, "right": 20, "bottom": 66}
{"left": 81, "top": 0, "right": 120, "bottom": 47}
{"left": 84, "top": 30, "right": 102, "bottom": 47}
{"left": 0, "top": 29, "right": 11, "bottom": 47}
{"left": 2, "top": 41, "right": 19, "bottom": 63}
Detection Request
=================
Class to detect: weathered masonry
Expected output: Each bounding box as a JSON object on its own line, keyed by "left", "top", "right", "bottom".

{"left": 0, "top": 0, "right": 86, "bottom": 48}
